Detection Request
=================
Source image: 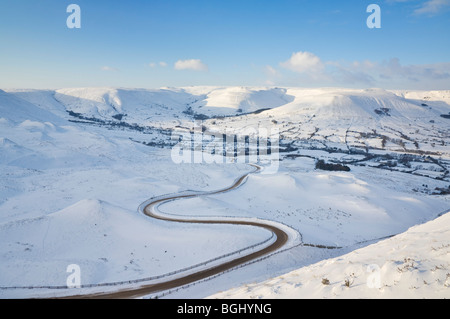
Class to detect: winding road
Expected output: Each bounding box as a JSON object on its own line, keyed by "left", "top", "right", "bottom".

{"left": 67, "top": 164, "right": 292, "bottom": 299}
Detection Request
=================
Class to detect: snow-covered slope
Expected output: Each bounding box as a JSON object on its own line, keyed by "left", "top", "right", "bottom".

{"left": 9, "top": 87, "right": 447, "bottom": 154}
{"left": 0, "top": 198, "right": 270, "bottom": 295}
{"left": 0, "top": 86, "right": 448, "bottom": 299}
{"left": 0, "top": 89, "right": 65, "bottom": 125}
{"left": 209, "top": 210, "right": 450, "bottom": 299}
{"left": 161, "top": 162, "right": 449, "bottom": 247}
{"left": 184, "top": 86, "right": 294, "bottom": 117}
{"left": 9, "top": 86, "right": 446, "bottom": 157}
{"left": 203, "top": 87, "right": 450, "bottom": 155}
{"left": 50, "top": 86, "right": 295, "bottom": 123}
{"left": 54, "top": 87, "right": 196, "bottom": 126}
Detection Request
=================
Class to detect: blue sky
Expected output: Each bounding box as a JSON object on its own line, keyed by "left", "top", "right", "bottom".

{"left": 1, "top": 0, "right": 449, "bottom": 89}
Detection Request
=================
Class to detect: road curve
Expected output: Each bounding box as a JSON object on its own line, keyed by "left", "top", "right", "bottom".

{"left": 65, "top": 164, "right": 290, "bottom": 299}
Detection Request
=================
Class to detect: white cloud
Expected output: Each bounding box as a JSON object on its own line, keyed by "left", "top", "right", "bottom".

{"left": 379, "top": 58, "right": 450, "bottom": 80}
{"left": 149, "top": 62, "right": 167, "bottom": 68}
{"left": 264, "top": 65, "right": 280, "bottom": 77}
{"left": 174, "top": 59, "right": 208, "bottom": 71}
{"left": 330, "top": 57, "right": 450, "bottom": 88}
{"left": 387, "top": 0, "right": 450, "bottom": 15}
{"left": 414, "top": 0, "right": 450, "bottom": 15}
{"left": 101, "top": 66, "right": 118, "bottom": 72}
{"left": 273, "top": 51, "right": 450, "bottom": 89}
{"left": 280, "top": 51, "right": 324, "bottom": 74}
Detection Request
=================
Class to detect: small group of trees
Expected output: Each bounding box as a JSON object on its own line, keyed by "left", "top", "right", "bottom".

{"left": 374, "top": 108, "right": 391, "bottom": 116}
{"left": 315, "top": 160, "right": 351, "bottom": 172}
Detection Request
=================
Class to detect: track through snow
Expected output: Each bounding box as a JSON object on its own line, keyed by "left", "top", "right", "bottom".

{"left": 63, "top": 164, "right": 301, "bottom": 299}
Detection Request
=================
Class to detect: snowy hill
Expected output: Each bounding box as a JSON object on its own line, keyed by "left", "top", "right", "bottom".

{"left": 49, "top": 87, "right": 296, "bottom": 124}
{"left": 0, "top": 198, "right": 269, "bottom": 296}
{"left": 183, "top": 86, "right": 294, "bottom": 117}
{"left": 20, "top": 86, "right": 446, "bottom": 156}
{"left": 0, "top": 89, "right": 65, "bottom": 125}
{"left": 0, "top": 86, "right": 448, "bottom": 299}
{"left": 209, "top": 210, "right": 450, "bottom": 299}
{"left": 54, "top": 87, "right": 196, "bottom": 127}
{"left": 202, "top": 87, "right": 450, "bottom": 156}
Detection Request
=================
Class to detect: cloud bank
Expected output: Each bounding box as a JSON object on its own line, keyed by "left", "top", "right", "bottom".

{"left": 267, "top": 51, "right": 450, "bottom": 89}
{"left": 414, "top": 0, "right": 450, "bottom": 15}
{"left": 174, "top": 59, "right": 209, "bottom": 71}
{"left": 280, "top": 51, "right": 324, "bottom": 74}
{"left": 388, "top": 0, "right": 450, "bottom": 16}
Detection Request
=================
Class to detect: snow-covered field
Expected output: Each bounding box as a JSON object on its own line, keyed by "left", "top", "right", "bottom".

{"left": 209, "top": 210, "right": 450, "bottom": 299}
{"left": 0, "top": 87, "right": 448, "bottom": 299}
